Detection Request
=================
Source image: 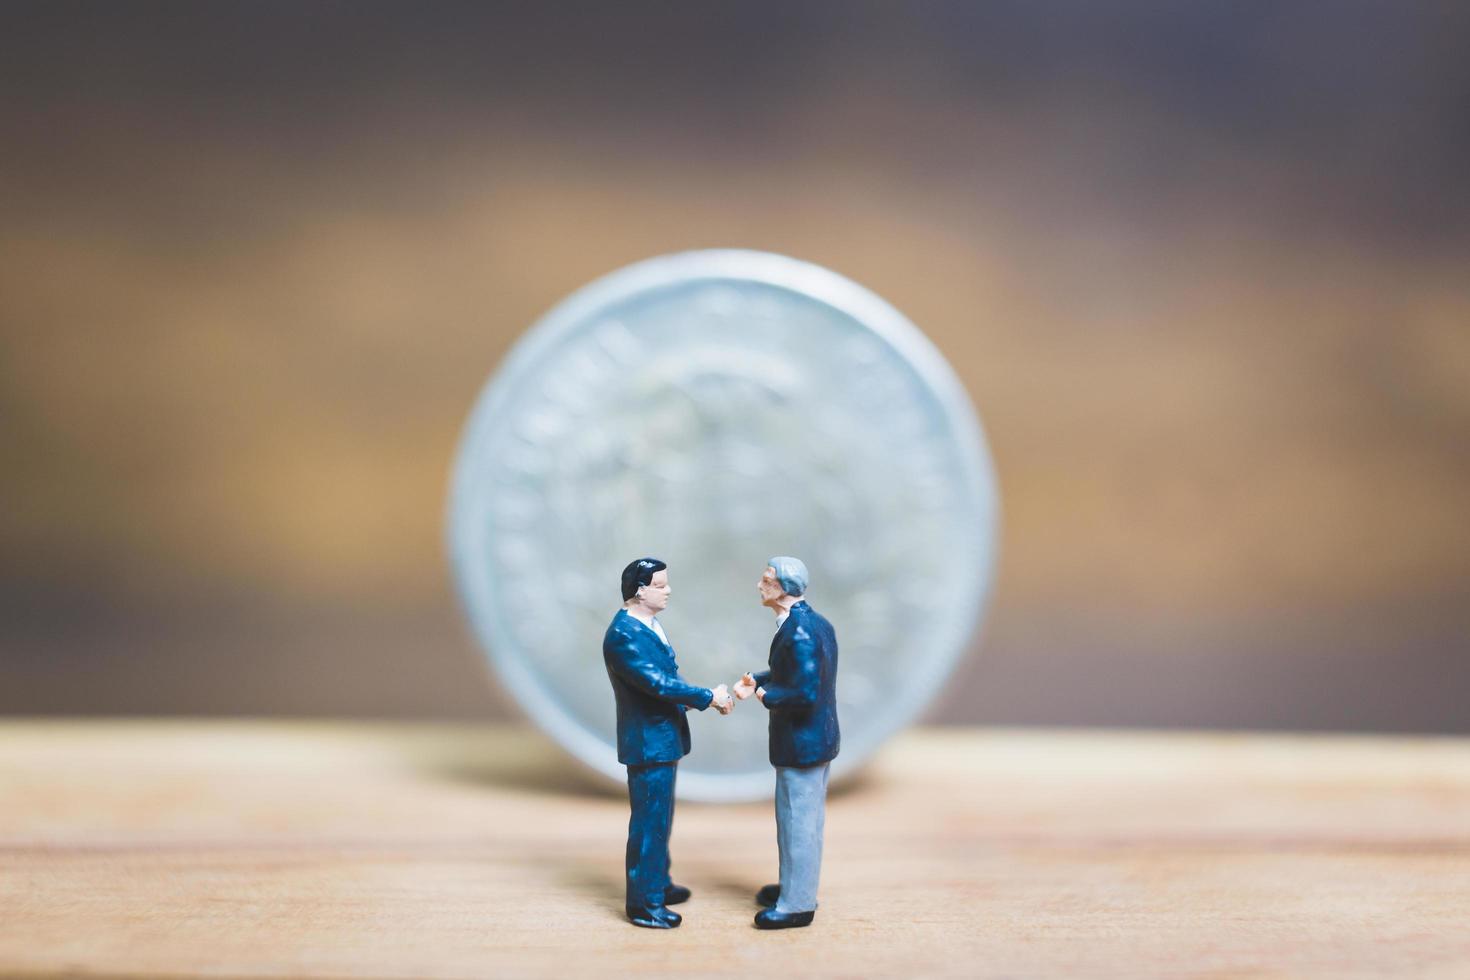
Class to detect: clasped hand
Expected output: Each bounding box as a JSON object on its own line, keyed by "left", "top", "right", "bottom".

{"left": 710, "top": 672, "right": 764, "bottom": 715}
{"left": 733, "top": 672, "right": 762, "bottom": 703}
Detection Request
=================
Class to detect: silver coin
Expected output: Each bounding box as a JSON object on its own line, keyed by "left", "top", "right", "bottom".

{"left": 448, "top": 250, "right": 998, "bottom": 802}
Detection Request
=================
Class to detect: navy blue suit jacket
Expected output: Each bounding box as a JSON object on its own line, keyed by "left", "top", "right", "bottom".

{"left": 753, "top": 601, "right": 840, "bottom": 768}
{"left": 603, "top": 609, "right": 714, "bottom": 767}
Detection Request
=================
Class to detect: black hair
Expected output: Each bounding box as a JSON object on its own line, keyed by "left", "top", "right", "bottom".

{"left": 620, "top": 557, "right": 667, "bottom": 602}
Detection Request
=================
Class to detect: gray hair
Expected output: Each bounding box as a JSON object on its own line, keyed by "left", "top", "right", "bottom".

{"left": 767, "top": 556, "right": 808, "bottom": 597}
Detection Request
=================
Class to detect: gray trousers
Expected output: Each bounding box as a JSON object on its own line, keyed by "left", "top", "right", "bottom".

{"left": 774, "top": 763, "right": 830, "bottom": 914}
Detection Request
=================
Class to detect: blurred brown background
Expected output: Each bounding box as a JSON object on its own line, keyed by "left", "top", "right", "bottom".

{"left": 3, "top": 2, "right": 1467, "bottom": 730}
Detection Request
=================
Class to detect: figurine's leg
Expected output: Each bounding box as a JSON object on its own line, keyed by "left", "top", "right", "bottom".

{"left": 624, "top": 765, "right": 645, "bottom": 910}
{"left": 659, "top": 765, "right": 678, "bottom": 898}
{"left": 625, "top": 763, "right": 676, "bottom": 914}
{"left": 774, "top": 763, "right": 829, "bottom": 914}
{"left": 773, "top": 764, "right": 789, "bottom": 901}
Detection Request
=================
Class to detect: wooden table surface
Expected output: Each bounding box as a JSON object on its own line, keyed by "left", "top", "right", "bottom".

{"left": 1, "top": 722, "right": 1467, "bottom": 978}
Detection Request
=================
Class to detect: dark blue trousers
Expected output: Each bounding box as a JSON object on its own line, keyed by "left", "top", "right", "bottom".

{"left": 625, "top": 762, "right": 677, "bottom": 911}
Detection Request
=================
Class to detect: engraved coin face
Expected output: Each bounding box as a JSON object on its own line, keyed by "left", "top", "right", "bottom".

{"left": 449, "top": 251, "right": 998, "bottom": 801}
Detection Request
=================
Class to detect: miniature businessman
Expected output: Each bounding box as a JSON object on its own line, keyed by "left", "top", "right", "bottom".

{"left": 732, "top": 556, "right": 839, "bottom": 930}
{"left": 604, "top": 557, "right": 734, "bottom": 929}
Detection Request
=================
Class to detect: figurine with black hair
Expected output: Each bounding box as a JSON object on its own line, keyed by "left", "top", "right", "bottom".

{"left": 605, "top": 557, "right": 734, "bottom": 929}
{"left": 732, "top": 556, "right": 840, "bottom": 930}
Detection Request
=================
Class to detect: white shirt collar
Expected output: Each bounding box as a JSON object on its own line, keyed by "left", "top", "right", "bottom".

{"left": 625, "top": 608, "right": 670, "bottom": 646}
{"left": 775, "top": 599, "right": 808, "bottom": 632}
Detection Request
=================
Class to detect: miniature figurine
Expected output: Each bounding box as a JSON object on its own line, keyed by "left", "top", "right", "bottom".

{"left": 605, "top": 557, "right": 733, "bottom": 929}
{"left": 732, "top": 556, "right": 839, "bottom": 930}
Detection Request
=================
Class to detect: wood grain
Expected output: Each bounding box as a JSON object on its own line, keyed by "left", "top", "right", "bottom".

{"left": 1, "top": 722, "right": 1467, "bottom": 978}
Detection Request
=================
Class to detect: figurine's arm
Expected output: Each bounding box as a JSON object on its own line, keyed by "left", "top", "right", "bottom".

{"left": 605, "top": 633, "right": 714, "bottom": 710}
{"left": 757, "top": 628, "right": 818, "bottom": 710}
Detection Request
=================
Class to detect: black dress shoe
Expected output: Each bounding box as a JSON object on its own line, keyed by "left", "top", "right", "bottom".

{"left": 626, "top": 905, "right": 678, "bottom": 929}
{"left": 664, "top": 883, "right": 692, "bottom": 905}
{"left": 755, "top": 908, "right": 814, "bottom": 930}
{"left": 755, "top": 883, "right": 780, "bottom": 908}
{"left": 654, "top": 906, "right": 682, "bottom": 927}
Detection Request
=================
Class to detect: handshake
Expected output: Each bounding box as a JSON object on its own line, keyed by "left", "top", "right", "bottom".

{"left": 708, "top": 673, "right": 762, "bottom": 715}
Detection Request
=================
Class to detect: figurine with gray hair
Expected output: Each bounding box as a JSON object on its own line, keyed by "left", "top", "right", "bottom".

{"left": 732, "top": 555, "right": 841, "bottom": 930}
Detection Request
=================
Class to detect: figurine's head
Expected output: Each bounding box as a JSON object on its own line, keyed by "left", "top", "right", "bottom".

{"left": 621, "top": 557, "right": 670, "bottom": 613}
{"left": 759, "top": 556, "right": 807, "bottom": 608}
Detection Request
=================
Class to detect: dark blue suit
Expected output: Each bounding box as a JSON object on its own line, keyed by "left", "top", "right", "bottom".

{"left": 752, "top": 601, "right": 840, "bottom": 768}
{"left": 603, "top": 609, "right": 713, "bottom": 913}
